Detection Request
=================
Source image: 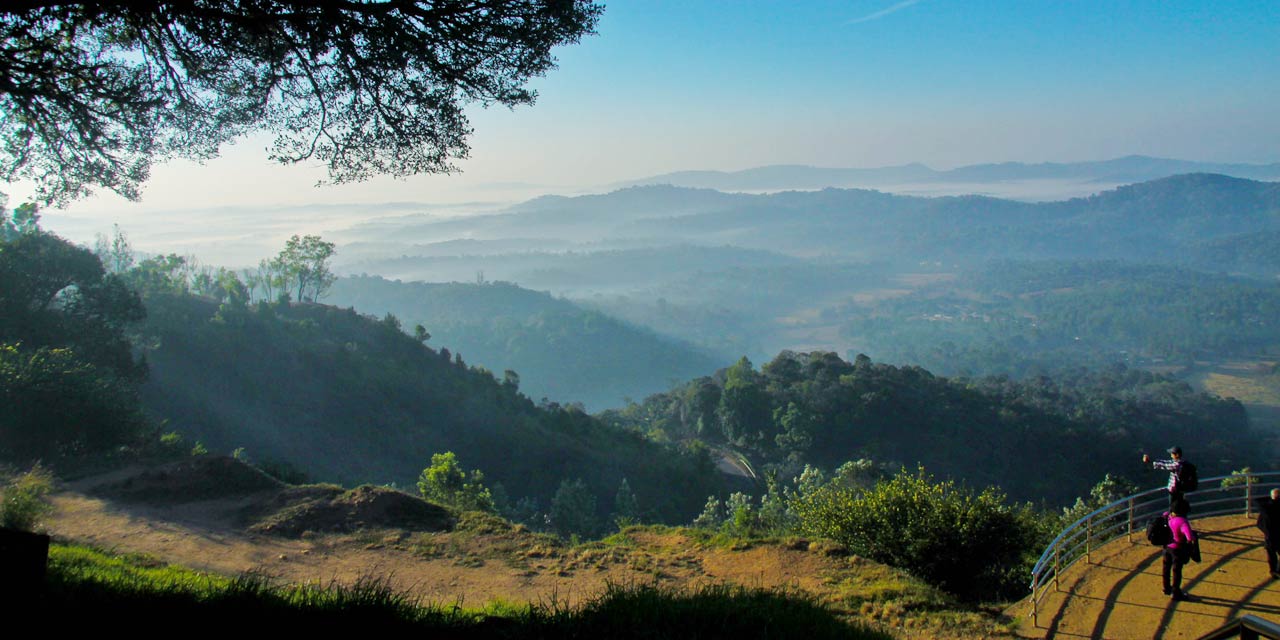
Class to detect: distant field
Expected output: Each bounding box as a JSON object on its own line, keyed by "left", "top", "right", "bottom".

{"left": 891, "top": 273, "right": 956, "bottom": 287}
{"left": 848, "top": 289, "right": 913, "bottom": 304}
{"left": 1182, "top": 359, "right": 1280, "bottom": 434}
{"left": 1186, "top": 360, "right": 1280, "bottom": 405}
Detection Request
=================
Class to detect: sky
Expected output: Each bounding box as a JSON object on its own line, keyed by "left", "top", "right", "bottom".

{"left": 17, "top": 0, "right": 1280, "bottom": 259}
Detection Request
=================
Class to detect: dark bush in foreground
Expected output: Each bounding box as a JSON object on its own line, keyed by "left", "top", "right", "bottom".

{"left": 533, "top": 582, "right": 892, "bottom": 639}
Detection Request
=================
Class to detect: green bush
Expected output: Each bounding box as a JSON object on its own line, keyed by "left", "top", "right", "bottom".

{"left": 1, "top": 464, "right": 55, "bottom": 531}
{"left": 417, "top": 452, "right": 495, "bottom": 513}
{"left": 549, "top": 477, "right": 598, "bottom": 538}
{"left": 0, "top": 344, "right": 149, "bottom": 462}
{"left": 791, "top": 465, "right": 1042, "bottom": 601}
{"left": 1221, "top": 466, "right": 1259, "bottom": 489}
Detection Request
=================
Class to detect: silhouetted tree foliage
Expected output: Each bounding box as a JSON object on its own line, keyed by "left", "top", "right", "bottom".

{"left": 1, "top": 0, "right": 603, "bottom": 204}
{"left": 0, "top": 210, "right": 145, "bottom": 379}
{"left": 0, "top": 205, "right": 149, "bottom": 461}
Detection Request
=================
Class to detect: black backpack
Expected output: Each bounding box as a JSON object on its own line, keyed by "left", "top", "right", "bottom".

{"left": 1177, "top": 461, "right": 1199, "bottom": 492}
{"left": 1147, "top": 514, "right": 1172, "bottom": 546}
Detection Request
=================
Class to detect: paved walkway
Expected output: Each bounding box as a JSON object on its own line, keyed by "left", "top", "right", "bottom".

{"left": 1014, "top": 515, "right": 1280, "bottom": 639}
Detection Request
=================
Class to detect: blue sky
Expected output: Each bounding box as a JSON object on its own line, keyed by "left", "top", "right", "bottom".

{"left": 500, "top": 0, "right": 1279, "bottom": 171}
{"left": 32, "top": 0, "right": 1280, "bottom": 244}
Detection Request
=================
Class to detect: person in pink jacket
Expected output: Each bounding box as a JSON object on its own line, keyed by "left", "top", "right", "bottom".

{"left": 1163, "top": 498, "right": 1197, "bottom": 601}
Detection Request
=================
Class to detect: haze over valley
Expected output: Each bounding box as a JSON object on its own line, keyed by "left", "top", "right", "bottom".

{"left": 5, "top": 1, "right": 1280, "bottom": 634}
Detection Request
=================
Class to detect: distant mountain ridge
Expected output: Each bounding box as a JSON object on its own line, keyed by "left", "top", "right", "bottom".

{"left": 341, "top": 173, "right": 1280, "bottom": 279}
{"left": 617, "top": 156, "right": 1280, "bottom": 193}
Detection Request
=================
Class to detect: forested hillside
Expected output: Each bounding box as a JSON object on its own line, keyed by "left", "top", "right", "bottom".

{"left": 138, "top": 293, "right": 724, "bottom": 522}
{"left": 835, "top": 261, "right": 1280, "bottom": 377}
{"left": 327, "top": 275, "right": 727, "bottom": 409}
{"left": 602, "top": 351, "right": 1260, "bottom": 506}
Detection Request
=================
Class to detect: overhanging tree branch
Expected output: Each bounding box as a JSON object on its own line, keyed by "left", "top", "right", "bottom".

{"left": 0, "top": 0, "right": 603, "bottom": 205}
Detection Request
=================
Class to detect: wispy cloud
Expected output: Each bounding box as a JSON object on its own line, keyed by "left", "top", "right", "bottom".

{"left": 847, "top": 0, "right": 923, "bottom": 25}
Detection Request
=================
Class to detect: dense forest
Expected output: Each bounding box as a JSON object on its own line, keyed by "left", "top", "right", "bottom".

{"left": 601, "top": 351, "right": 1261, "bottom": 506}
{"left": 835, "top": 261, "right": 1280, "bottom": 377}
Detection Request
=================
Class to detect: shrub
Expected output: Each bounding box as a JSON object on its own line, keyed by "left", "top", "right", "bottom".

{"left": 1221, "top": 467, "right": 1259, "bottom": 489}
{"left": 416, "top": 452, "right": 494, "bottom": 513}
{"left": 1, "top": 464, "right": 55, "bottom": 531}
{"left": 549, "top": 477, "right": 597, "bottom": 538}
{"left": 791, "top": 465, "right": 1041, "bottom": 601}
{"left": 0, "top": 344, "right": 148, "bottom": 461}
{"left": 1060, "top": 473, "right": 1139, "bottom": 525}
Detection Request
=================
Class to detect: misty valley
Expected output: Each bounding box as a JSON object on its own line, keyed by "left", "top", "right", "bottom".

{"left": 6, "top": 2, "right": 1280, "bottom": 636}
{"left": 6, "top": 168, "right": 1280, "bottom": 623}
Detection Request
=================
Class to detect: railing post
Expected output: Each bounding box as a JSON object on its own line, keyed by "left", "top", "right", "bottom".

{"left": 1247, "top": 474, "right": 1254, "bottom": 518}
{"left": 1031, "top": 584, "right": 1038, "bottom": 628}
{"left": 1127, "top": 497, "right": 1134, "bottom": 542}
{"left": 1086, "top": 515, "right": 1092, "bottom": 563}
{"left": 1054, "top": 547, "right": 1061, "bottom": 591}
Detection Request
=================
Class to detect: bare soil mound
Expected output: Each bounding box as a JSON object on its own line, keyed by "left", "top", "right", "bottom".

{"left": 247, "top": 484, "right": 454, "bottom": 537}
{"left": 91, "top": 456, "right": 282, "bottom": 503}
{"left": 82, "top": 457, "right": 452, "bottom": 538}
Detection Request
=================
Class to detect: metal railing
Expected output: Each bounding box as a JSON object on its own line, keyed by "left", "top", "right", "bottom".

{"left": 1197, "top": 614, "right": 1280, "bottom": 640}
{"left": 1029, "top": 471, "right": 1280, "bottom": 627}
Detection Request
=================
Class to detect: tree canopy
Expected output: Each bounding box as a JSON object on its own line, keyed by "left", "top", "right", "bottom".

{"left": 0, "top": 206, "right": 146, "bottom": 379}
{"left": 0, "top": 203, "right": 149, "bottom": 461}
{"left": 1, "top": 1, "right": 603, "bottom": 205}
{"left": 273, "top": 234, "right": 336, "bottom": 302}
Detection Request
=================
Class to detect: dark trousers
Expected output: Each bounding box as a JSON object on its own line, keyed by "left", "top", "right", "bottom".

{"left": 1265, "top": 535, "right": 1279, "bottom": 575}
{"left": 1169, "top": 489, "right": 1185, "bottom": 511}
{"left": 1163, "top": 546, "right": 1189, "bottom": 594}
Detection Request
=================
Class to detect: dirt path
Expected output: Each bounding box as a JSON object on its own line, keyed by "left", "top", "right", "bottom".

{"left": 47, "top": 487, "right": 843, "bottom": 609}
{"left": 1013, "top": 515, "right": 1280, "bottom": 639}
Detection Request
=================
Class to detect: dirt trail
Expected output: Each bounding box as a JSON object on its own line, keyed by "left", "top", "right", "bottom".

{"left": 1013, "top": 515, "right": 1280, "bottom": 639}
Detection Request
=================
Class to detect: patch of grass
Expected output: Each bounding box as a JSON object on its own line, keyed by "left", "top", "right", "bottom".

{"left": 40, "top": 543, "right": 464, "bottom": 631}
{"left": 597, "top": 529, "right": 639, "bottom": 548}
{"left": 818, "top": 559, "right": 1015, "bottom": 637}
{"left": 1192, "top": 369, "right": 1280, "bottom": 406}
{"left": 455, "top": 510, "right": 515, "bottom": 535}
{"left": 0, "top": 464, "right": 54, "bottom": 531}
{"left": 36, "top": 543, "right": 892, "bottom": 638}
